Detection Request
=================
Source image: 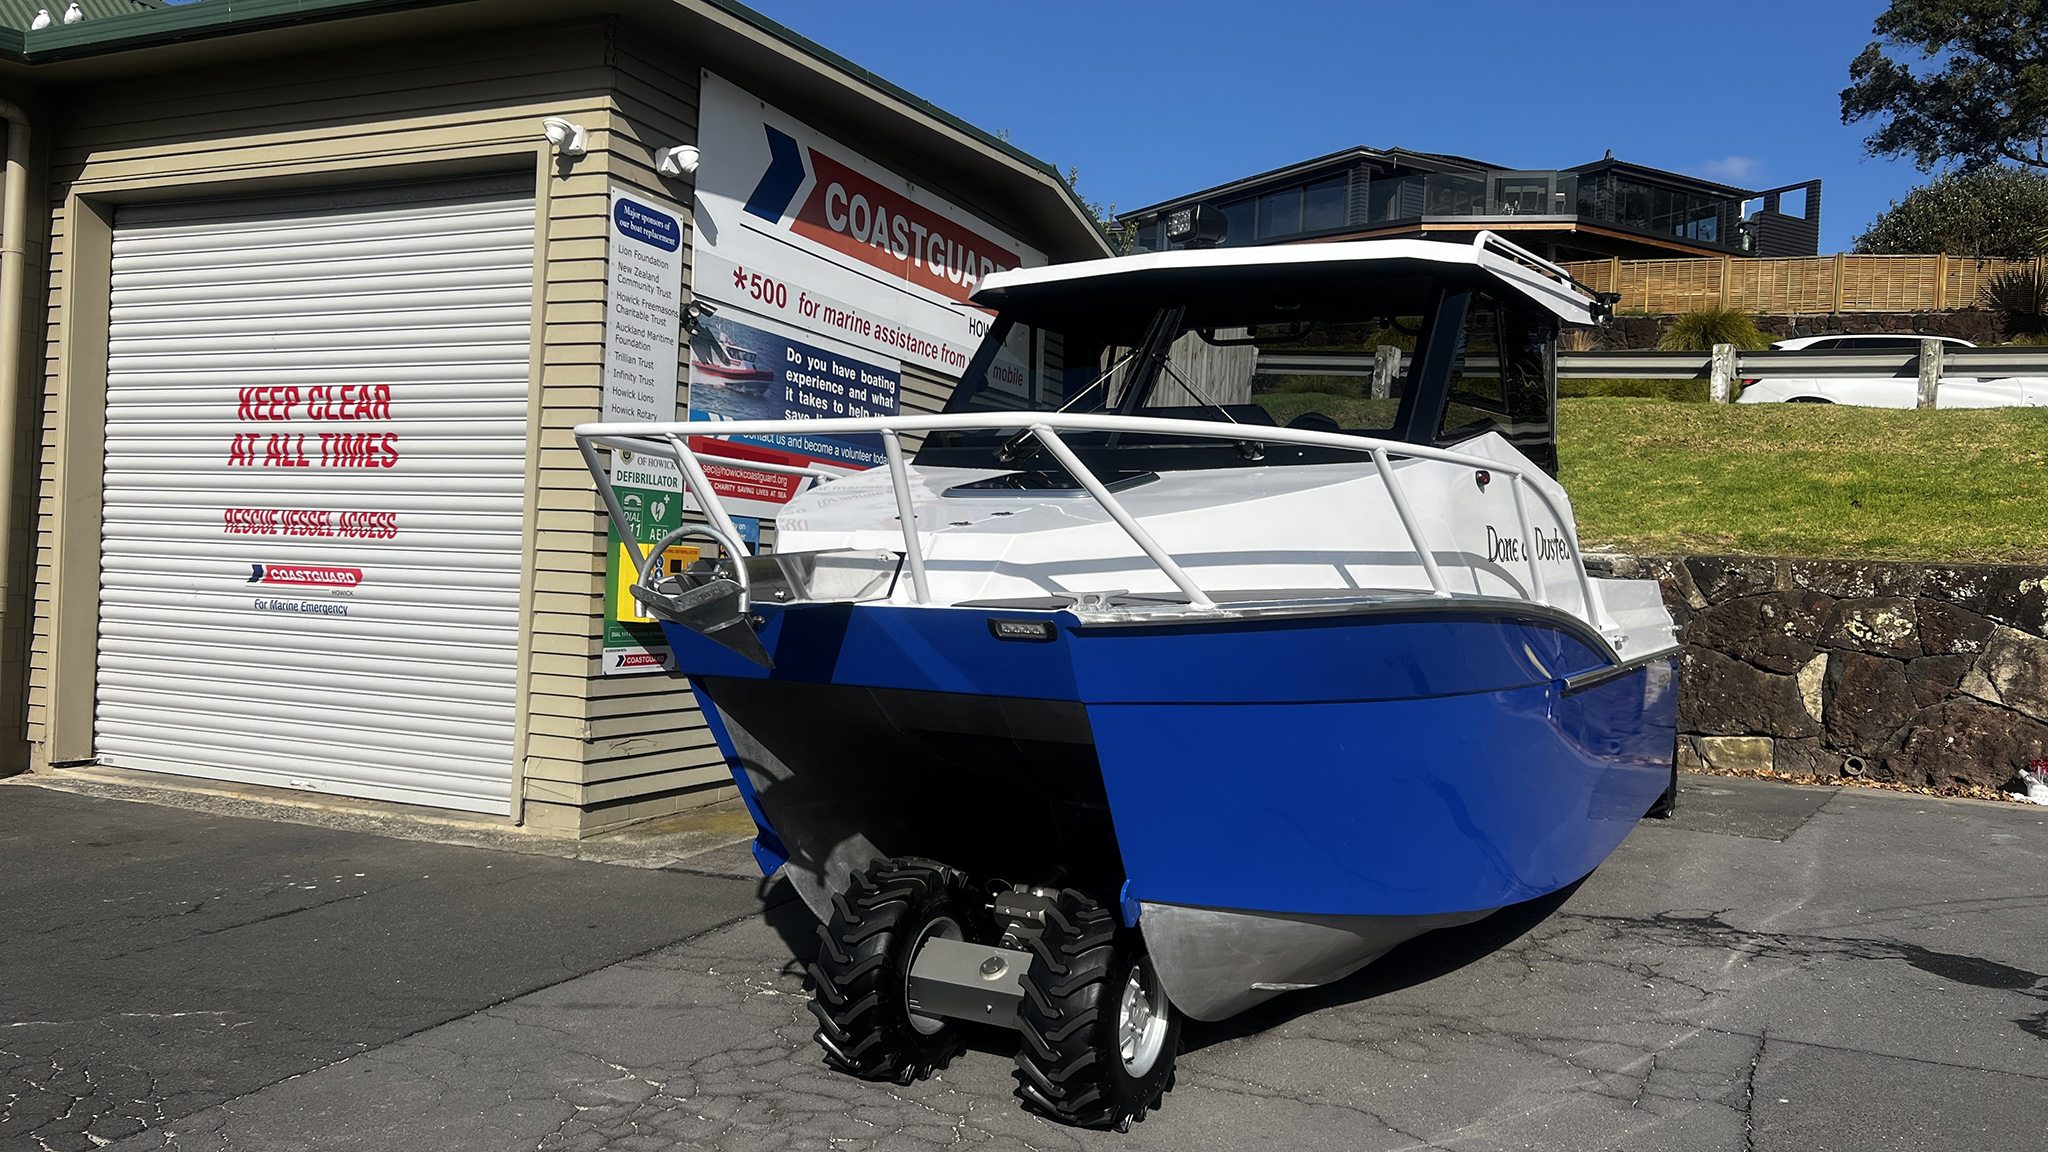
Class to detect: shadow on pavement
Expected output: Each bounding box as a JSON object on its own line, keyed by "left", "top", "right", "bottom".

{"left": 1179, "top": 876, "right": 1590, "bottom": 1053}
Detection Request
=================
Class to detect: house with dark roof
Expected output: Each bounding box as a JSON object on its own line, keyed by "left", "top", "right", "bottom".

{"left": 1118, "top": 146, "right": 1821, "bottom": 262}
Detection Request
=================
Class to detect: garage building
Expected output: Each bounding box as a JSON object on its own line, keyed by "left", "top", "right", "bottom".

{"left": 0, "top": 0, "right": 1108, "bottom": 833}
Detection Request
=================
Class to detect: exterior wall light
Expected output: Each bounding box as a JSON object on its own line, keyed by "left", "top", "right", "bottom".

{"left": 541, "top": 117, "right": 589, "bottom": 159}
{"left": 656, "top": 144, "right": 700, "bottom": 178}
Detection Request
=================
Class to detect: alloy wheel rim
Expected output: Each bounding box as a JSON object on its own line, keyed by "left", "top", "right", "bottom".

{"left": 1117, "top": 958, "right": 1168, "bottom": 1076}
{"left": 905, "top": 915, "right": 962, "bottom": 1036}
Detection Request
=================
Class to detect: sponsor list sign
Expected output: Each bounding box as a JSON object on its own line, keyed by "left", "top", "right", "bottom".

{"left": 600, "top": 189, "right": 693, "bottom": 674}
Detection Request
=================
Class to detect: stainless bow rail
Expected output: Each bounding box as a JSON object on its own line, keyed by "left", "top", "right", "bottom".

{"left": 574, "top": 413, "right": 1609, "bottom": 629}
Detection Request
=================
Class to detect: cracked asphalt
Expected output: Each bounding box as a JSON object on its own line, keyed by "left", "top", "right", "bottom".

{"left": 5, "top": 775, "right": 2046, "bottom": 1151}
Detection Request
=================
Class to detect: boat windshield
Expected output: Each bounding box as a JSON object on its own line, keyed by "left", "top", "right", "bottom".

{"left": 926, "top": 277, "right": 1559, "bottom": 473}
{"left": 947, "top": 309, "right": 1421, "bottom": 437}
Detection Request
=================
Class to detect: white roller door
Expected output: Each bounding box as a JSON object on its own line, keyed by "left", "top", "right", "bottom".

{"left": 95, "top": 178, "right": 536, "bottom": 814}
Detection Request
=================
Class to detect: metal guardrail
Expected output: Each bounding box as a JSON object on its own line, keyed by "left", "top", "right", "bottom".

{"left": 1261, "top": 342, "right": 2048, "bottom": 405}
{"left": 574, "top": 412, "right": 1607, "bottom": 630}
{"left": 1557, "top": 347, "right": 2048, "bottom": 380}
{"left": 1261, "top": 347, "right": 2048, "bottom": 381}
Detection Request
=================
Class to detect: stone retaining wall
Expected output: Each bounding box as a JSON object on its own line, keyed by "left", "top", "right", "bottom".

{"left": 1585, "top": 555, "right": 2048, "bottom": 791}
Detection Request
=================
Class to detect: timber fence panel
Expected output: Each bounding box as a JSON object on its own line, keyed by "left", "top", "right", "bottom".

{"left": 1563, "top": 254, "right": 2032, "bottom": 314}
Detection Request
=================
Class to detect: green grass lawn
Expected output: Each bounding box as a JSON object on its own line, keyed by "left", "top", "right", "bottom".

{"left": 1559, "top": 398, "right": 2048, "bottom": 563}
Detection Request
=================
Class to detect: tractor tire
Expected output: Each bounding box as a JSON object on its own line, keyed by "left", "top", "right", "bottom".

{"left": 806, "top": 857, "right": 985, "bottom": 1084}
{"left": 1013, "top": 888, "right": 1181, "bottom": 1130}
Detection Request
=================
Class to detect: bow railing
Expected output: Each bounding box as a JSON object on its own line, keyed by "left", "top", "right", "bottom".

{"left": 573, "top": 413, "right": 1608, "bottom": 629}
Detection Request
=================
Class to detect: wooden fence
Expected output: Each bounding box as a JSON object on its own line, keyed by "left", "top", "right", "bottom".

{"left": 1559, "top": 254, "right": 2038, "bottom": 315}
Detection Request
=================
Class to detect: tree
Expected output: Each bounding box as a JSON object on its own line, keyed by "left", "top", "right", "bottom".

{"left": 1064, "top": 167, "right": 1138, "bottom": 256}
{"left": 1852, "top": 166, "right": 2048, "bottom": 256}
{"left": 1841, "top": 1, "right": 2048, "bottom": 172}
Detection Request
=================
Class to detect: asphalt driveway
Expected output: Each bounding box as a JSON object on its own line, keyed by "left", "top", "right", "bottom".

{"left": 4, "top": 775, "right": 2044, "bottom": 1151}
{"left": 0, "top": 784, "right": 774, "bottom": 1152}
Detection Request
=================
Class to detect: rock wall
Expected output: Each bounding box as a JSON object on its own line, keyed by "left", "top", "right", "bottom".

{"left": 1586, "top": 555, "right": 2048, "bottom": 791}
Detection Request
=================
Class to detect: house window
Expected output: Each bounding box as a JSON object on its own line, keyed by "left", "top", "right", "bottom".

{"left": 1495, "top": 179, "right": 1549, "bottom": 215}
{"left": 1303, "top": 176, "right": 1348, "bottom": 232}
{"left": 1258, "top": 188, "right": 1303, "bottom": 238}
{"left": 1221, "top": 198, "right": 1254, "bottom": 245}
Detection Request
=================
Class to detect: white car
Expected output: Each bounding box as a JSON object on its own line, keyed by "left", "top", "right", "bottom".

{"left": 1737, "top": 333, "right": 2048, "bottom": 408}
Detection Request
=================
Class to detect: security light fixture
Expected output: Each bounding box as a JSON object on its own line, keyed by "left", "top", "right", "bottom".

{"left": 541, "top": 117, "right": 588, "bottom": 159}
{"left": 1166, "top": 203, "right": 1228, "bottom": 248}
{"left": 656, "top": 144, "right": 701, "bottom": 178}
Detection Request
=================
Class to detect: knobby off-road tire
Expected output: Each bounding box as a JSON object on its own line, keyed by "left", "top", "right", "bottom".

{"left": 807, "top": 858, "right": 985, "bottom": 1084}
{"left": 1013, "top": 888, "right": 1181, "bottom": 1130}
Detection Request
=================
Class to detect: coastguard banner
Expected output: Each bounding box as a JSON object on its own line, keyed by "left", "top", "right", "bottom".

{"left": 686, "top": 311, "right": 900, "bottom": 520}
{"left": 693, "top": 71, "right": 1046, "bottom": 377}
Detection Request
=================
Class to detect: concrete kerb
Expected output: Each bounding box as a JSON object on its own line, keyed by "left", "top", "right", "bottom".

{"left": 1, "top": 766, "right": 760, "bottom": 871}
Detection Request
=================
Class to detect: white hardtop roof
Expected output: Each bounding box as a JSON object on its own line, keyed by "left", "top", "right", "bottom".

{"left": 972, "top": 231, "right": 1606, "bottom": 326}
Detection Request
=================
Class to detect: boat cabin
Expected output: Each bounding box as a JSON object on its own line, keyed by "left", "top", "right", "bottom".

{"left": 925, "top": 235, "right": 1608, "bottom": 478}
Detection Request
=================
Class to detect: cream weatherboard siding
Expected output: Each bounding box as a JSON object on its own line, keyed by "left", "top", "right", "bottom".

{"left": 95, "top": 181, "right": 535, "bottom": 813}
{"left": 29, "top": 20, "right": 735, "bottom": 833}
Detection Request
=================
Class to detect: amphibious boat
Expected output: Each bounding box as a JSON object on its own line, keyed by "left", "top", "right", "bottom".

{"left": 688, "top": 325, "right": 774, "bottom": 394}
{"left": 576, "top": 232, "right": 1681, "bottom": 1130}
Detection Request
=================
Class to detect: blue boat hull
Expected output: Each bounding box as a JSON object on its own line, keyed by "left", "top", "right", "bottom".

{"left": 665, "top": 600, "right": 1677, "bottom": 1015}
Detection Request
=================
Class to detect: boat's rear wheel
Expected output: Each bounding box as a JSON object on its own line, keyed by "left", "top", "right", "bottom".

{"left": 1013, "top": 888, "right": 1181, "bottom": 1130}
{"left": 807, "top": 857, "right": 987, "bottom": 1084}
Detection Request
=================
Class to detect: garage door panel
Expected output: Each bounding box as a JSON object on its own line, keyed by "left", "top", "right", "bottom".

{"left": 110, "top": 276, "right": 538, "bottom": 314}
{"left": 108, "top": 343, "right": 532, "bottom": 373}
{"left": 100, "top": 508, "right": 524, "bottom": 541}
{"left": 114, "top": 200, "right": 538, "bottom": 247}
{"left": 101, "top": 453, "right": 528, "bottom": 478}
{"left": 110, "top": 310, "right": 537, "bottom": 344}
{"left": 98, "top": 601, "right": 522, "bottom": 639}
{"left": 94, "top": 744, "right": 512, "bottom": 813}
{"left": 99, "top": 381, "right": 533, "bottom": 408}
{"left": 108, "top": 241, "right": 538, "bottom": 284}
{"left": 100, "top": 609, "right": 522, "bottom": 652}
{"left": 100, "top": 652, "right": 517, "bottom": 701}
{"left": 98, "top": 682, "right": 514, "bottom": 738}
{"left": 110, "top": 326, "right": 536, "bottom": 360}
{"left": 99, "top": 635, "right": 520, "bottom": 687}
{"left": 97, "top": 180, "right": 534, "bottom": 812}
{"left": 98, "top": 364, "right": 550, "bottom": 390}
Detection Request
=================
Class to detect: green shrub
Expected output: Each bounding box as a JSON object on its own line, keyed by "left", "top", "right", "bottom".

{"left": 1658, "top": 309, "right": 1771, "bottom": 352}
{"left": 1854, "top": 168, "right": 2048, "bottom": 259}
{"left": 1980, "top": 264, "right": 2046, "bottom": 315}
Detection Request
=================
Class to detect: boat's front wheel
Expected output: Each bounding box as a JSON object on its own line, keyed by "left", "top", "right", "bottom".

{"left": 807, "top": 857, "right": 985, "bottom": 1084}
{"left": 1013, "top": 888, "right": 1181, "bottom": 1130}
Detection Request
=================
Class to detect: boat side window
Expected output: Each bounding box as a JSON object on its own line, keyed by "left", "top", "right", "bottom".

{"left": 964, "top": 320, "right": 1131, "bottom": 413}
{"left": 1244, "top": 319, "right": 1418, "bottom": 434}
{"left": 1438, "top": 293, "right": 1556, "bottom": 470}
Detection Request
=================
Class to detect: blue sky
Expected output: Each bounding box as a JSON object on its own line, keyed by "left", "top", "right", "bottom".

{"left": 744, "top": 0, "right": 1922, "bottom": 254}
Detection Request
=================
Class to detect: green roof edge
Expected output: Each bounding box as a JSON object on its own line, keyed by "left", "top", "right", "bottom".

{"left": 12, "top": 0, "right": 456, "bottom": 58}
{"left": 0, "top": 0, "right": 1104, "bottom": 248}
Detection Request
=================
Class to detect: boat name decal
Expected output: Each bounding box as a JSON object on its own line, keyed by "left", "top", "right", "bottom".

{"left": 1487, "top": 525, "right": 1573, "bottom": 564}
